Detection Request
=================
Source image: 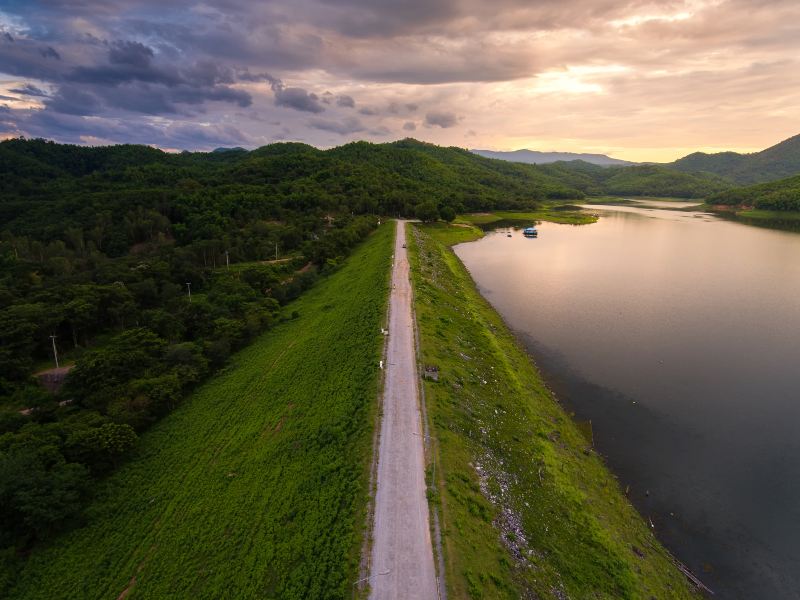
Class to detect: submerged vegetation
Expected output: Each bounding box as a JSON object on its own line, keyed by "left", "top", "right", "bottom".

{"left": 4, "top": 223, "right": 393, "bottom": 599}
{"left": 408, "top": 223, "right": 699, "bottom": 599}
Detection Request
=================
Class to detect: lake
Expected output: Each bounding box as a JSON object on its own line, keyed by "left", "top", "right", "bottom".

{"left": 454, "top": 202, "right": 800, "bottom": 599}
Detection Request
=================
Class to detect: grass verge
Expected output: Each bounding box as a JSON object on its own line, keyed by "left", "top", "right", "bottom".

{"left": 456, "top": 208, "right": 597, "bottom": 227}
{"left": 734, "top": 208, "right": 800, "bottom": 221}
{"left": 8, "top": 223, "right": 394, "bottom": 600}
{"left": 408, "top": 222, "right": 700, "bottom": 599}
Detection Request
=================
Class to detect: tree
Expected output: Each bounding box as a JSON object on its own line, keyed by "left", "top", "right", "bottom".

{"left": 0, "top": 448, "right": 90, "bottom": 544}
{"left": 65, "top": 328, "right": 166, "bottom": 412}
{"left": 415, "top": 201, "right": 439, "bottom": 222}
{"left": 439, "top": 206, "right": 456, "bottom": 222}
{"left": 65, "top": 422, "right": 137, "bottom": 473}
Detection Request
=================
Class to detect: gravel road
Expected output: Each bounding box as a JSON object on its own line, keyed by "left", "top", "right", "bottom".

{"left": 369, "top": 220, "right": 438, "bottom": 600}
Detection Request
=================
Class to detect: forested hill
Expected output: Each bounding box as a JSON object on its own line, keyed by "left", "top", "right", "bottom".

{"left": 0, "top": 136, "right": 585, "bottom": 573}
{"left": 669, "top": 133, "right": 800, "bottom": 185}
{"left": 707, "top": 173, "right": 800, "bottom": 211}
{"left": 536, "top": 160, "right": 731, "bottom": 198}
{"left": 0, "top": 137, "right": 584, "bottom": 224}
{"left": 463, "top": 148, "right": 731, "bottom": 198}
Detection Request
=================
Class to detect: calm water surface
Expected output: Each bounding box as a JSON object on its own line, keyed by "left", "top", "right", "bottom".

{"left": 455, "top": 202, "right": 800, "bottom": 599}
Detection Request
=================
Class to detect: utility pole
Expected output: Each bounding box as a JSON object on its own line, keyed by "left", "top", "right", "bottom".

{"left": 275, "top": 242, "right": 278, "bottom": 261}
{"left": 49, "top": 334, "right": 59, "bottom": 368}
{"left": 186, "top": 282, "right": 192, "bottom": 302}
{"left": 225, "top": 250, "right": 230, "bottom": 270}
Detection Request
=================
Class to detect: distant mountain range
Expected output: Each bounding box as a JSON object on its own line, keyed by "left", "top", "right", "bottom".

{"left": 471, "top": 148, "right": 635, "bottom": 167}
{"left": 668, "top": 134, "right": 800, "bottom": 185}
{"left": 473, "top": 134, "right": 800, "bottom": 188}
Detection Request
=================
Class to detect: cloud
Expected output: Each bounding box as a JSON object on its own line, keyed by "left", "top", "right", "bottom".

{"left": 109, "top": 40, "right": 153, "bottom": 68}
{"left": 309, "top": 116, "right": 364, "bottom": 134}
{"left": 336, "top": 94, "right": 355, "bottom": 107}
{"left": 1, "top": 0, "right": 799, "bottom": 158}
{"left": 402, "top": 121, "right": 416, "bottom": 131}
{"left": 271, "top": 81, "right": 326, "bottom": 113}
{"left": 9, "top": 83, "right": 49, "bottom": 97}
{"left": 47, "top": 85, "right": 102, "bottom": 115}
{"left": 425, "top": 110, "right": 458, "bottom": 128}
{"left": 16, "top": 109, "right": 251, "bottom": 149}
{"left": 0, "top": 33, "right": 65, "bottom": 81}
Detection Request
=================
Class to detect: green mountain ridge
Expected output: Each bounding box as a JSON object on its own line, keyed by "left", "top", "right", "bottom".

{"left": 538, "top": 160, "right": 730, "bottom": 198}
{"left": 670, "top": 134, "right": 800, "bottom": 185}
{"left": 0, "top": 138, "right": 585, "bottom": 220}
{"left": 708, "top": 173, "right": 800, "bottom": 211}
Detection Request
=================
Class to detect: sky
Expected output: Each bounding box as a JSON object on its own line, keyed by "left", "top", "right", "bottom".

{"left": 1, "top": 0, "right": 799, "bottom": 162}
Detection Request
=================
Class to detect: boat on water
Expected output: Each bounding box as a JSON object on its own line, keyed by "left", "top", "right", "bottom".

{"left": 523, "top": 226, "right": 538, "bottom": 237}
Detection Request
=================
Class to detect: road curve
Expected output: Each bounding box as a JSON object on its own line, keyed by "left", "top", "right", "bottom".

{"left": 369, "top": 220, "right": 438, "bottom": 600}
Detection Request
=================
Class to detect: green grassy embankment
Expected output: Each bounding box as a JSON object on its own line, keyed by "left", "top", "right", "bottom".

{"left": 409, "top": 223, "right": 699, "bottom": 599}
{"left": 456, "top": 208, "right": 597, "bottom": 227}
{"left": 8, "top": 224, "right": 394, "bottom": 600}
{"left": 731, "top": 208, "right": 800, "bottom": 221}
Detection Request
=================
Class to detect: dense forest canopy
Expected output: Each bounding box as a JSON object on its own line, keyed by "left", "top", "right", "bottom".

{"left": 707, "top": 173, "right": 800, "bottom": 211}
{"left": 669, "top": 133, "right": 800, "bottom": 186}
{"left": 536, "top": 160, "right": 731, "bottom": 198}
{"left": 0, "top": 133, "right": 793, "bottom": 585}
{"left": 1, "top": 136, "right": 586, "bottom": 575}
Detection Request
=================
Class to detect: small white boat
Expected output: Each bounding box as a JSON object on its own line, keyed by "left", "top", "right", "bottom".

{"left": 523, "top": 226, "right": 538, "bottom": 237}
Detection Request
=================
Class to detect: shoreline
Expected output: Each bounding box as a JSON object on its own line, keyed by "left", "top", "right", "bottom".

{"left": 453, "top": 227, "right": 715, "bottom": 595}
{"left": 409, "top": 220, "right": 703, "bottom": 598}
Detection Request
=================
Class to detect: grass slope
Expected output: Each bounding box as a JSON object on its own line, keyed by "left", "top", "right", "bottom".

{"left": 409, "top": 223, "right": 699, "bottom": 600}
{"left": 8, "top": 224, "right": 393, "bottom": 600}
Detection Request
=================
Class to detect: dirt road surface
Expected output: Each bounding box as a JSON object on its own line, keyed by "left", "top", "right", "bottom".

{"left": 369, "top": 220, "right": 438, "bottom": 599}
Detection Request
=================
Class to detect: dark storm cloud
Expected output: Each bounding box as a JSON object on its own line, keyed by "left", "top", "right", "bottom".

{"left": 425, "top": 111, "right": 458, "bottom": 128}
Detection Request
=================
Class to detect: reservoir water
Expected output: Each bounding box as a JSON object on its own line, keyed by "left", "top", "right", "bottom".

{"left": 454, "top": 202, "right": 800, "bottom": 599}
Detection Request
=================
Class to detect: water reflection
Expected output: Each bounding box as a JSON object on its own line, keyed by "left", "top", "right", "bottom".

{"left": 455, "top": 205, "right": 800, "bottom": 599}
